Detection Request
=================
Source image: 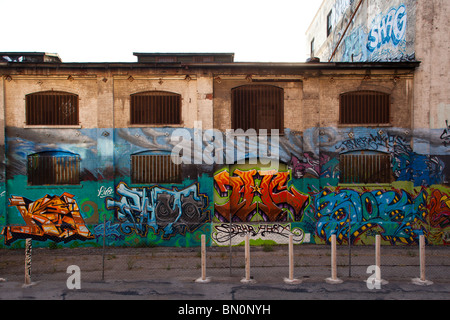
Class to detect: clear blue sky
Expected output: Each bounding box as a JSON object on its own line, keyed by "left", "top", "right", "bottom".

{"left": 1, "top": 0, "right": 322, "bottom": 63}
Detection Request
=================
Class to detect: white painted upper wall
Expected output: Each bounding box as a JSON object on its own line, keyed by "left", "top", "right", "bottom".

{"left": 306, "top": 0, "right": 415, "bottom": 63}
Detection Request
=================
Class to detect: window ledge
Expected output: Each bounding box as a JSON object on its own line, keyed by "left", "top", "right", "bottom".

{"left": 337, "top": 123, "right": 392, "bottom": 128}
{"left": 24, "top": 125, "right": 82, "bottom": 129}
{"left": 26, "top": 184, "right": 83, "bottom": 189}
{"left": 128, "top": 124, "right": 184, "bottom": 128}
{"left": 338, "top": 183, "right": 392, "bottom": 188}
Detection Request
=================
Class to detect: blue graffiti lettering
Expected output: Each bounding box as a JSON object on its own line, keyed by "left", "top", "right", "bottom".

{"left": 367, "top": 5, "right": 407, "bottom": 52}
{"left": 106, "top": 183, "right": 209, "bottom": 238}
{"left": 315, "top": 188, "right": 427, "bottom": 245}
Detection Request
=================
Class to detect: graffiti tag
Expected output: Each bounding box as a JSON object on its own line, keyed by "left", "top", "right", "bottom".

{"left": 2, "top": 193, "right": 94, "bottom": 245}
{"left": 214, "top": 169, "right": 309, "bottom": 223}
{"left": 106, "top": 183, "right": 209, "bottom": 238}
{"left": 315, "top": 188, "right": 427, "bottom": 245}
{"left": 440, "top": 120, "right": 450, "bottom": 147}
{"left": 367, "top": 4, "right": 407, "bottom": 52}
{"left": 212, "top": 223, "right": 305, "bottom": 245}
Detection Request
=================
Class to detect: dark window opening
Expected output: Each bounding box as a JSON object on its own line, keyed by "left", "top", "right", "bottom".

{"left": 340, "top": 152, "right": 392, "bottom": 184}
{"left": 27, "top": 152, "right": 80, "bottom": 185}
{"left": 26, "top": 91, "right": 79, "bottom": 126}
{"left": 131, "top": 154, "right": 181, "bottom": 184}
{"left": 231, "top": 85, "right": 284, "bottom": 133}
{"left": 130, "top": 91, "right": 181, "bottom": 125}
{"left": 339, "top": 91, "right": 390, "bottom": 125}
{"left": 327, "top": 10, "right": 333, "bottom": 37}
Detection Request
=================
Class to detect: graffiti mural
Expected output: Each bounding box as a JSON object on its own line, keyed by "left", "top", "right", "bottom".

{"left": 427, "top": 189, "right": 450, "bottom": 245}
{"left": 440, "top": 120, "right": 450, "bottom": 147}
{"left": 314, "top": 188, "right": 427, "bottom": 245}
{"left": 106, "top": 182, "right": 210, "bottom": 239}
{"left": 291, "top": 153, "right": 339, "bottom": 179}
{"left": 367, "top": 4, "right": 407, "bottom": 52}
{"left": 214, "top": 168, "right": 310, "bottom": 223}
{"left": 2, "top": 193, "right": 94, "bottom": 245}
{"left": 334, "top": 130, "right": 445, "bottom": 186}
{"left": 212, "top": 223, "right": 307, "bottom": 246}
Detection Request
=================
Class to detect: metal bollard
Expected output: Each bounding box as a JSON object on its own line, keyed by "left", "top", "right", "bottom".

{"left": 195, "top": 234, "right": 211, "bottom": 283}
{"left": 325, "top": 234, "right": 343, "bottom": 284}
{"left": 412, "top": 235, "right": 433, "bottom": 286}
{"left": 375, "top": 234, "right": 388, "bottom": 285}
{"left": 241, "top": 234, "right": 255, "bottom": 283}
{"left": 284, "top": 235, "right": 301, "bottom": 284}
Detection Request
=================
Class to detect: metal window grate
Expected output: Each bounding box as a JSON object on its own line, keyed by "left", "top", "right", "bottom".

{"left": 231, "top": 85, "right": 284, "bottom": 133}
{"left": 130, "top": 91, "right": 181, "bottom": 125}
{"left": 340, "top": 153, "right": 391, "bottom": 184}
{"left": 339, "top": 91, "right": 390, "bottom": 125}
{"left": 131, "top": 154, "right": 181, "bottom": 184}
{"left": 26, "top": 91, "right": 79, "bottom": 125}
{"left": 27, "top": 154, "right": 80, "bottom": 185}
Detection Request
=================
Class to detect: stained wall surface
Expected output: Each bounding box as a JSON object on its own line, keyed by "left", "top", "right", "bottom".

{"left": 0, "top": 60, "right": 448, "bottom": 249}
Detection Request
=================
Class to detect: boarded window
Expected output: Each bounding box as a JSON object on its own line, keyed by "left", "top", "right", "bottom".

{"left": 339, "top": 91, "right": 390, "bottom": 125}
{"left": 27, "top": 152, "right": 80, "bottom": 185}
{"left": 130, "top": 91, "right": 181, "bottom": 125}
{"left": 340, "top": 152, "right": 391, "bottom": 184}
{"left": 231, "top": 85, "right": 284, "bottom": 133}
{"left": 131, "top": 154, "right": 181, "bottom": 184}
{"left": 26, "top": 91, "right": 79, "bottom": 126}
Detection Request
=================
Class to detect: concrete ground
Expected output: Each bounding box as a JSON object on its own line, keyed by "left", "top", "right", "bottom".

{"left": 0, "top": 244, "right": 449, "bottom": 300}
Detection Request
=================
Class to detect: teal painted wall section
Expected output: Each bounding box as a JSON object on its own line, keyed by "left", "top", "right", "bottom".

{"left": 1, "top": 126, "right": 449, "bottom": 248}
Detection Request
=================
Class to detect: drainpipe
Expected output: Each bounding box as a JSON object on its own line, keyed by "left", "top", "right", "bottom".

{"left": 328, "top": 0, "right": 364, "bottom": 62}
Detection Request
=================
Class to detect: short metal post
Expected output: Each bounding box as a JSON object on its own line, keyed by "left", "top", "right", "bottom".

{"left": 23, "top": 238, "right": 34, "bottom": 287}
{"left": 375, "top": 234, "right": 388, "bottom": 285}
{"left": 196, "top": 234, "right": 210, "bottom": 283}
{"left": 284, "top": 234, "right": 301, "bottom": 284}
{"left": 241, "top": 234, "right": 255, "bottom": 283}
{"left": 412, "top": 235, "right": 433, "bottom": 286}
{"left": 326, "top": 234, "right": 343, "bottom": 284}
{"left": 102, "top": 214, "right": 106, "bottom": 281}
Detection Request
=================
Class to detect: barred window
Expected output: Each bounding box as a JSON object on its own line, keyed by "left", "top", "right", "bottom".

{"left": 340, "top": 151, "right": 391, "bottom": 184}
{"left": 26, "top": 91, "right": 79, "bottom": 126}
{"left": 27, "top": 152, "right": 80, "bottom": 185}
{"left": 131, "top": 154, "right": 181, "bottom": 184}
{"left": 130, "top": 91, "right": 181, "bottom": 125}
{"left": 231, "top": 85, "right": 284, "bottom": 133}
{"left": 339, "top": 91, "right": 390, "bottom": 125}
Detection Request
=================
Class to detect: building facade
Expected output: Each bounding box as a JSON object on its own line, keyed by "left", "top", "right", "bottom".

{"left": 0, "top": 51, "right": 447, "bottom": 248}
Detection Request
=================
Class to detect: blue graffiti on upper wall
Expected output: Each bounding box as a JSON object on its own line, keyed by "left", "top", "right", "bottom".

{"left": 315, "top": 188, "right": 428, "bottom": 245}
{"left": 367, "top": 4, "right": 407, "bottom": 53}
{"left": 440, "top": 120, "right": 450, "bottom": 147}
{"left": 105, "top": 182, "right": 210, "bottom": 238}
{"left": 335, "top": 131, "right": 445, "bottom": 187}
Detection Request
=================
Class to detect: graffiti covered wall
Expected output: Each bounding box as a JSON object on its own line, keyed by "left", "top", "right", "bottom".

{"left": 0, "top": 59, "right": 448, "bottom": 249}
{"left": 1, "top": 124, "right": 449, "bottom": 248}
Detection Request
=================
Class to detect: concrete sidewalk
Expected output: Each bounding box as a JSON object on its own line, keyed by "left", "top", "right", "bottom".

{"left": 0, "top": 244, "right": 449, "bottom": 300}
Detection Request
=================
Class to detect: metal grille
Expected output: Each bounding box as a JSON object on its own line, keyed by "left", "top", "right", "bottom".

{"left": 340, "top": 153, "right": 391, "bottom": 184}
{"left": 231, "top": 85, "right": 284, "bottom": 133}
{"left": 339, "top": 91, "right": 390, "bottom": 125}
{"left": 130, "top": 91, "right": 181, "bottom": 125}
{"left": 131, "top": 154, "right": 181, "bottom": 184}
{"left": 26, "top": 91, "right": 79, "bottom": 125}
{"left": 27, "top": 154, "right": 80, "bottom": 185}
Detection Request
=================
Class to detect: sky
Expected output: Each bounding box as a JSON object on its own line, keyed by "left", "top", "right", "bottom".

{"left": 1, "top": 0, "right": 323, "bottom": 63}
